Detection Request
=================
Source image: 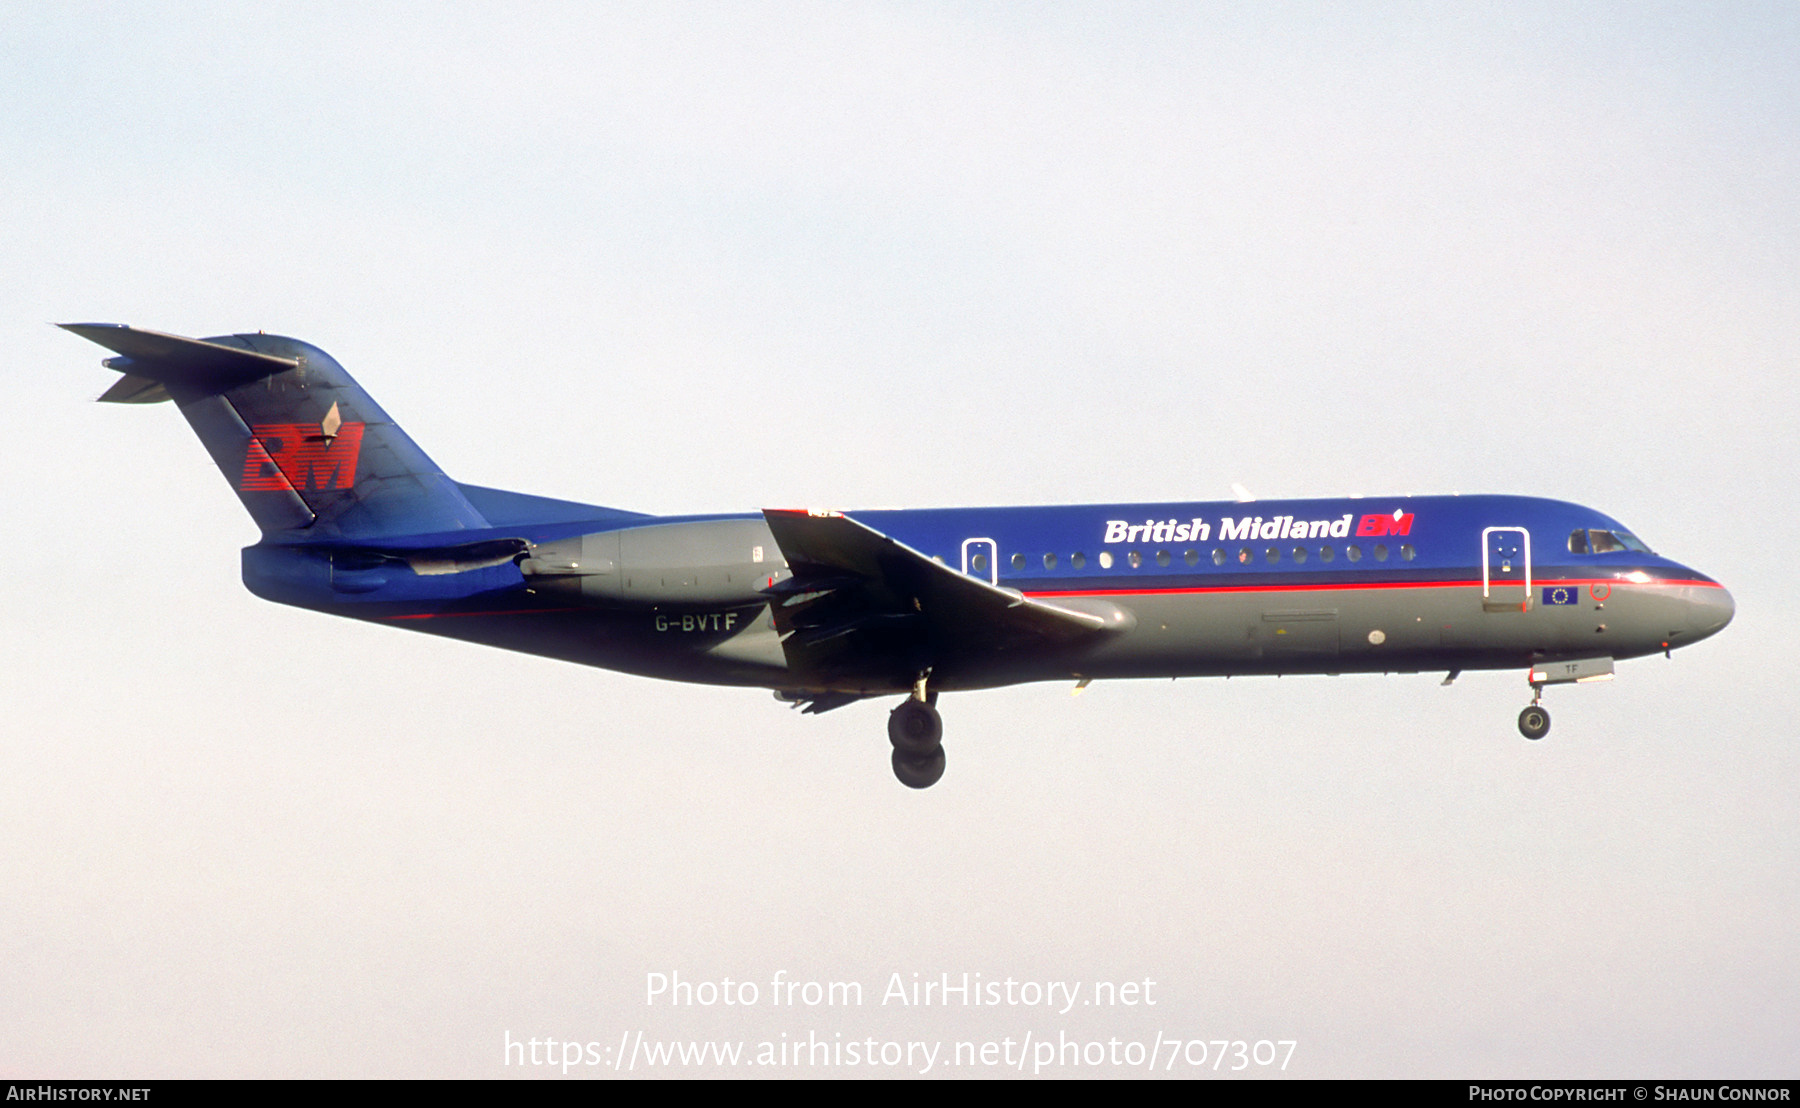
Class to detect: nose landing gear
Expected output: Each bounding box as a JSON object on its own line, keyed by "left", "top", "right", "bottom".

{"left": 1516, "top": 656, "right": 1614, "bottom": 741}
{"left": 1518, "top": 701, "right": 1551, "bottom": 740}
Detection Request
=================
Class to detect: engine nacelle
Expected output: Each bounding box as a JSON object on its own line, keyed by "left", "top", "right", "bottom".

{"left": 519, "top": 518, "right": 787, "bottom": 606}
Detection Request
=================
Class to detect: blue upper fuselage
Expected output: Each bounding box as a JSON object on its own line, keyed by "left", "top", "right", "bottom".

{"left": 847, "top": 494, "right": 1720, "bottom": 594}
{"left": 279, "top": 492, "right": 1722, "bottom": 613}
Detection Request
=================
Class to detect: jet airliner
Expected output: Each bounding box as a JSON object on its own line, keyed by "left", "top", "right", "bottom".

{"left": 67, "top": 323, "right": 1735, "bottom": 788}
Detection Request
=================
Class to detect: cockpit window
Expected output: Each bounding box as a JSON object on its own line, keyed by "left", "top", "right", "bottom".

{"left": 1584, "top": 529, "right": 1654, "bottom": 555}
{"left": 1568, "top": 529, "right": 1589, "bottom": 555}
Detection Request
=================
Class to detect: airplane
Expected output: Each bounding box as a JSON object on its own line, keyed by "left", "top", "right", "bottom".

{"left": 65, "top": 323, "right": 1735, "bottom": 789}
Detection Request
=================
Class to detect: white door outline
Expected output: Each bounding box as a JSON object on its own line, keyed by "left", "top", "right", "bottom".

{"left": 1481, "top": 526, "right": 1532, "bottom": 611}
{"left": 961, "top": 537, "right": 998, "bottom": 585}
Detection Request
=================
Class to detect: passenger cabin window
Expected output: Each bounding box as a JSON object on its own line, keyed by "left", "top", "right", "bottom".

{"left": 1346, "top": 545, "right": 1362, "bottom": 563}
{"left": 971, "top": 553, "right": 989, "bottom": 573}
{"left": 1373, "top": 544, "right": 1389, "bottom": 562}
{"left": 1184, "top": 549, "right": 1200, "bottom": 566}
{"left": 1319, "top": 546, "right": 1335, "bottom": 563}
{"left": 1071, "top": 552, "right": 1086, "bottom": 569}
{"left": 1011, "top": 553, "right": 1026, "bottom": 570}
{"left": 1044, "top": 552, "right": 1058, "bottom": 570}
{"left": 1127, "top": 550, "right": 1142, "bottom": 569}
{"left": 1098, "top": 551, "right": 1113, "bottom": 569}
{"left": 1212, "top": 549, "right": 1226, "bottom": 566}
{"left": 1156, "top": 550, "right": 1171, "bottom": 567}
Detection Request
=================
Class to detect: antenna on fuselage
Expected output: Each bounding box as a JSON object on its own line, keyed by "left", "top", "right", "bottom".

{"left": 1231, "top": 483, "right": 1255, "bottom": 503}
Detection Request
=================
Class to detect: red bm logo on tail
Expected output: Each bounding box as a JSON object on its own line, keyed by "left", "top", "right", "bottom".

{"left": 239, "top": 423, "right": 366, "bottom": 491}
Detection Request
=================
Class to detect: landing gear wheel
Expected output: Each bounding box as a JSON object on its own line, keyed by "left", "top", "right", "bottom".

{"left": 1518, "top": 705, "right": 1551, "bottom": 741}
{"left": 887, "top": 700, "right": 944, "bottom": 756}
{"left": 891, "top": 746, "right": 946, "bottom": 789}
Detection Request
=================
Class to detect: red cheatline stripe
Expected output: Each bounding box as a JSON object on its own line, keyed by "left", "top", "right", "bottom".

{"left": 370, "top": 578, "right": 1720, "bottom": 618}
{"left": 382, "top": 608, "right": 585, "bottom": 621}
{"left": 1025, "top": 577, "right": 1721, "bottom": 599}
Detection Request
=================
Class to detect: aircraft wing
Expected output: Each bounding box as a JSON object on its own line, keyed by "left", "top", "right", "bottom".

{"left": 761, "top": 509, "right": 1123, "bottom": 684}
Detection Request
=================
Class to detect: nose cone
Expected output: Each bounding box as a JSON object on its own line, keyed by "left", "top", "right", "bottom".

{"left": 1685, "top": 583, "right": 1735, "bottom": 643}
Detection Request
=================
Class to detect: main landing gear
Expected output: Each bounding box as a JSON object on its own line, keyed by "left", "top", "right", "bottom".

{"left": 888, "top": 676, "right": 945, "bottom": 789}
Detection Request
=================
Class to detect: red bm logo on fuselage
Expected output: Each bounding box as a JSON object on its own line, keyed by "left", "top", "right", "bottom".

{"left": 239, "top": 423, "right": 366, "bottom": 492}
{"left": 1355, "top": 513, "right": 1414, "bottom": 537}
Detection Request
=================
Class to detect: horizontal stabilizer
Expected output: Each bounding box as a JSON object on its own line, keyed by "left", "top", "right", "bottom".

{"left": 96, "top": 373, "right": 171, "bottom": 404}
{"left": 61, "top": 323, "right": 299, "bottom": 392}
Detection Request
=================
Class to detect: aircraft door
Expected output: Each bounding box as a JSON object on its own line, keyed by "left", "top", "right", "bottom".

{"left": 961, "top": 537, "right": 998, "bottom": 585}
{"left": 1482, "top": 526, "right": 1532, "bottom": 612}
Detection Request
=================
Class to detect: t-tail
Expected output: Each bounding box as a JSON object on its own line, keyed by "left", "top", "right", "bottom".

{"left": 63, "top": 323, "right": 487, "bottom": 540}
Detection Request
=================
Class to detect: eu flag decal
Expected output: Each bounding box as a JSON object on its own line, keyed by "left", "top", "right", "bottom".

{"left": 1542, "top": 585, "right": 1579, "bottom": 606}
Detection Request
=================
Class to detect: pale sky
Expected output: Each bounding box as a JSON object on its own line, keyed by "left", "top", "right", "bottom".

{"left": 2, "top": 2, "right": 1795, "bottom": 1078}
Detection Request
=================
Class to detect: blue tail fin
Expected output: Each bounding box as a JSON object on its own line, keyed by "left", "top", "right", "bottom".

{"left": 65, "top": 324, "right": 486, "bottom": 540}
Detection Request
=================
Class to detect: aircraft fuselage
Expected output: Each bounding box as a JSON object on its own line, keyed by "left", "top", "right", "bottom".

{"left": 66, "top": 322, "right": 1734, "bottom": 788}
{"left": 241, "top": 495, "right": 1732, "bottom": 697}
